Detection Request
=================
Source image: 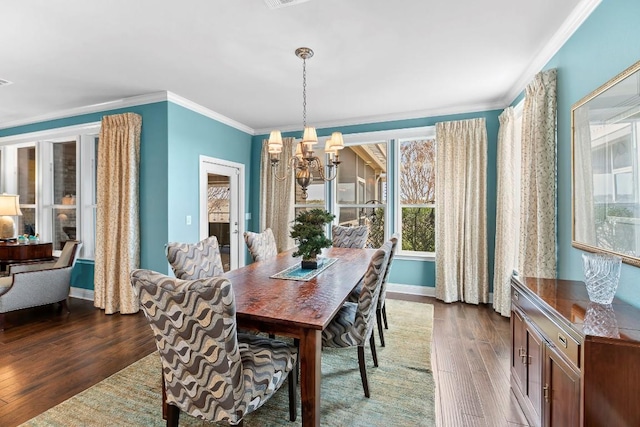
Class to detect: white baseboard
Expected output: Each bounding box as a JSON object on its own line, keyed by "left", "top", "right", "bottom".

{"left": 70, "top": 287, "right": 94, "bottom": 301}
{"left": 387, "top": 283, "right": 494, "bottom": 303}
{"left": 387, "top": 283, "right": 436, "bottom": 297}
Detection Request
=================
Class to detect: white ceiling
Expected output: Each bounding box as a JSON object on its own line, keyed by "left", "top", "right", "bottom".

{"left": 0, "top": 0, "right": 597, "bottom": 134}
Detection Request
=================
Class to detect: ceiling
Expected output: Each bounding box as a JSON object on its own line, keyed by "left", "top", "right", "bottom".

{"left": 0, "top": 0, "right": 595, "bottom": 134}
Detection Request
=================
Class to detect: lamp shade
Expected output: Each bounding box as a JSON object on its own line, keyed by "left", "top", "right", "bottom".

{"left": 301, "top": 126, "right": 318, "bottom": 148}
{"left": 328, "top": 132, "right": 345, "bottom": 150}
{"left": 324, "top": 140, "right": 338, "bottom": 155}
{"left": 0, "top": 194, "right": 21, "bottom": 240}
{"left": 0, "top": 194, "right": 22, "bottom": 216}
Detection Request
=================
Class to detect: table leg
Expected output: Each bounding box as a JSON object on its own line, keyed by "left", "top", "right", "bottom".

{"left": 299, "top": 328, "right": 321, "bottom": 427}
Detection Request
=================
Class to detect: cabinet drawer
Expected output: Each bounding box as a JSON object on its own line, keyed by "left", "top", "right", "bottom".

{"left": 512, "top": 286, "right": 581, "bottom": 369}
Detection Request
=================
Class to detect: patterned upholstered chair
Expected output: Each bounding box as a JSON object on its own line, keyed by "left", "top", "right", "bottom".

{"left": 165, "top": 235, "right": 224, "bottom": 279}
{"left": 243, "top": 228, "right": 278, "bottom": 262}
{"left": 131, "top": 269, "right": 298, "bottom": 427}
{"left": 321, "top": 241, "right": 392, "bottom": 397}
{"left": 348, "top": 235, "right": 399, "bottom": 346}
{"left": 331, "top": 225, "right": 369, "bottom": 249}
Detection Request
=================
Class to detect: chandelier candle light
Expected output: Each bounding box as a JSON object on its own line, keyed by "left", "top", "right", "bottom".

{"left": 268, "top": 47, "right": 344, "bottom": 199}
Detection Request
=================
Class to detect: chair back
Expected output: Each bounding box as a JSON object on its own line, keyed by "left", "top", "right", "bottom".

{"left": 54, "top": 240, "right": 83, "bottom": 268}
{"left": 165, "top": 235, "right": 224, "bottom": 280}
{"left": 332, "top": 225, "right": 369, "bottom": 249}
{"left": 355, "top": 241, "right": 392, "bottom": 339}
{"left": 131, "top": 269, "right": 246, "bottom": 423}
{"left": 243, "top": 228, "right": 278, "bottom": 262}
{"left": 378, "top": 234, "right": 399, "bottom": 308}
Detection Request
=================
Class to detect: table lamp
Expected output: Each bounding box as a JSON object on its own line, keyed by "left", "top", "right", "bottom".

{"left": 0, "top": 194, "right": 22, "bottom": 241}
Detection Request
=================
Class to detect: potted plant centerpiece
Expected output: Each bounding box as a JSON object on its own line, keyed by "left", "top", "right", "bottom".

{"left": 290, "top": 208, "right": 335, "bottom": 269}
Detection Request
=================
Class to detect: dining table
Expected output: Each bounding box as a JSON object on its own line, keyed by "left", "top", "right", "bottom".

{"left": 224, "top": 246, "right": 376, "bottom": 427}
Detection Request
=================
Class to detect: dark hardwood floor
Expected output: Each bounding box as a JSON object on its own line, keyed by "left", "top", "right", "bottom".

{"left": 0, "top": 294, "right": 528, "bottom": 427}
{"left": 0, "top": 299, "right": 156, "bottom": 427}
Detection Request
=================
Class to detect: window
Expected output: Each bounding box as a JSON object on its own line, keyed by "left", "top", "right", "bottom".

{"left": 398, "top": 137, "right": 436, "bottom": 255}
{"left": 0, "top": 123, "right": 100, "bottom": 259}
{"left": 335, "top": 141, "right": 387, "bottom": 248}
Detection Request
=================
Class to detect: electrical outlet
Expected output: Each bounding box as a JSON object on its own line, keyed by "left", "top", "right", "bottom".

{"left": 186, "top": 215, "right": 192, "bottom": 225}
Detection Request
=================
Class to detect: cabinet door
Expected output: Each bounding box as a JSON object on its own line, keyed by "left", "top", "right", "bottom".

{"left": 544, "top": 345, "right": 580, "bottom": 427}
{"left": 526, "top": 324, "right": 543, "bottom": 422}
{"left": 511, "top": 309, "right": 527, "bottom": 392}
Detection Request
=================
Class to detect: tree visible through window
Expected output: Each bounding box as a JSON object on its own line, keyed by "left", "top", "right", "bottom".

{"left": 399, "top": 138, "right": 436, "bottom": 253}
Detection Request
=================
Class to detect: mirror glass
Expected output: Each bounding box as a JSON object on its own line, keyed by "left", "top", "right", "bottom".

{"left": 573, "top": 60, "right": 640, "bottom": 266}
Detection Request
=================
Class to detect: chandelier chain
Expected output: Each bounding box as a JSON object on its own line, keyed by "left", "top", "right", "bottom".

{"left": 302, "top": 56, "right": 307, "bottom": 128}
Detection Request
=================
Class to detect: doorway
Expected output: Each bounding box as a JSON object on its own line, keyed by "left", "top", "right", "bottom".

{"left": 199, "top": 156, "right": 245, "bottom": 271}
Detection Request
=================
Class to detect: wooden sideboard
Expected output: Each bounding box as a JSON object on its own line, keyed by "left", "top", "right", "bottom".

{"left": 0, "top": 241, "right": 53, "bottom": 270}
{"left": 511, "top": 275, "right": 640, "bottom": 427}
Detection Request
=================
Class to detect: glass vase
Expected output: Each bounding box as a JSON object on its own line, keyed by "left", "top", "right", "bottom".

{"left": 581, "top": 253, "right": 621, "bottom": 304}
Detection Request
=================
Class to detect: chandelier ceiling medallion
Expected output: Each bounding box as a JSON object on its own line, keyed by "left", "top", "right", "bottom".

{"left": 267, "top": 47, "right": 344, "bottom": 199}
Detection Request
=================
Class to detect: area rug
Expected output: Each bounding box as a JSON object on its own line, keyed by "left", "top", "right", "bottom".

{"left": 21, "top": 299, "right": 435, "bottom": 427}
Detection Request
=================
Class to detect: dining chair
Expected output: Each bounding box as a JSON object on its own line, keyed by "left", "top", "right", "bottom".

{"left": 243, "top": 228, "right": 278, "bottom": 262}
{"left": 165, "top": 235, "right": 224, "bottom": 279}
{"left": 347, "top": 235, "right": 398, "bottom": 347}
{"left": 131, "top": 269, "right": 298, "bottom": 427}
{"left": 331, "top": 224, "right": 369, "bottom": 249}
{"left": 321, "top": 241, "right": 392, "bottom": 398}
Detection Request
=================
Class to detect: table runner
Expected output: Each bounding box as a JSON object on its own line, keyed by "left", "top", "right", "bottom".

{"left": 270, "top": 258, "right": 338, "bottom": 281}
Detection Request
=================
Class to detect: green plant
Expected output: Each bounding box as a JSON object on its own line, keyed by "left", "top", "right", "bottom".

{"left": 290, "top": 209, "right": 335, "bottom": 260}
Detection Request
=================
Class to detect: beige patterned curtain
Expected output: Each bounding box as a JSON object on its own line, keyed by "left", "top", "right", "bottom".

{"left": 94, "top": 113, "right": 141, "bottom": 314}
{"left": 518, "top": 69, "right": 558, "bottom": 278}
{"left": 260, "top": 138, "right": 295, "bottom": 252}
{"left": 435, "top": 118, "right": 489, "bottom": 304}
{"left": 493, "top": 107, "right": 522, "bottom": 317}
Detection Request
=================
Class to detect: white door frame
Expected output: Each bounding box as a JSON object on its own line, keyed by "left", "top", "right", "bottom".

{"left": 199, "top": 155, "right": 245, "bottom": 269}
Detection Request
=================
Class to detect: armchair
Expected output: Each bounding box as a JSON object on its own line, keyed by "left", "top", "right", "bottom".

{"left": 0, "top": 240, "right": 82, "bottom": 330}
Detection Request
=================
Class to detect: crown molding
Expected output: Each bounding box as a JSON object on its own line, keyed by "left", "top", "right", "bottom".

{"left": 253, "top": 99, "right": 506, "bottom": 136}
{"left": 0, "top": 91, "right": 255, "bottom": 135}
{"left": 0, "top": 92, "right": 168, "bottom": 131}
{"left": 501, "top": 0, "right": 602, "bottom": 106}
{"left": 165, "top": 92, "right": 254, "bottom": 134}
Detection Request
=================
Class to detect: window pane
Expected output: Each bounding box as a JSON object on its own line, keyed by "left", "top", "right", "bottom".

{"left": 335, "top": 142, "right": 387, "bottom": 248}
{"left": 17, "top": 207, "right": 36, "bottom": 236}
{"left": 399, "top": 139, "right": 435, "bottom": 204}
{"left": 18, "top": 147, "right": 36, "bottom": 205}
{"left": 400, "top": 138, "right": 436, "bottom": 252}
{"left": 337, "top": 143, "right": 387, "bottom": 205}
{"left": 54, "top": 207, "right": 77, "bottom": 250}
{"left": 53, "top": 141, "right": 77, "bottom": 205}
{"left": 401, "top": 207, "right": 435, "bottom": 252}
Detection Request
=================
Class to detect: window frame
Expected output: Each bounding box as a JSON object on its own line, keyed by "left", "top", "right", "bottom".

{"left": 0, "top": 122, "right": 100, "bottom": 259}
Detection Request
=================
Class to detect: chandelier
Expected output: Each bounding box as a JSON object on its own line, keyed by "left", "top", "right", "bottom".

{"left": 267, "top": 47, "right": 344, "bottom": 200}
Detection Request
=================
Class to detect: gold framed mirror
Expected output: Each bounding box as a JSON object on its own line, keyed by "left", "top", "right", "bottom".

{"left": 572, "top": 59, "right": 640, "bottom": 266}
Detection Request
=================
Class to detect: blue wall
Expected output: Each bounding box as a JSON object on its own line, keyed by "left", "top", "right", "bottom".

{"left": 542, "top": 0, "right": 640, "bottom": 306}
{"left": 166, "top": 103, "right": 253, "bottom": 261}
{"left": 0, "top": 101, "right": 252, "bottom": 288}
{"left": 252, "top": 110, "right": 501, "bottom": 289}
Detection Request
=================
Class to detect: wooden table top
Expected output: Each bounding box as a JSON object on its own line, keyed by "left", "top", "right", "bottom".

{"left": 224, "top": 247, "right": 376, "bottom": 331}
